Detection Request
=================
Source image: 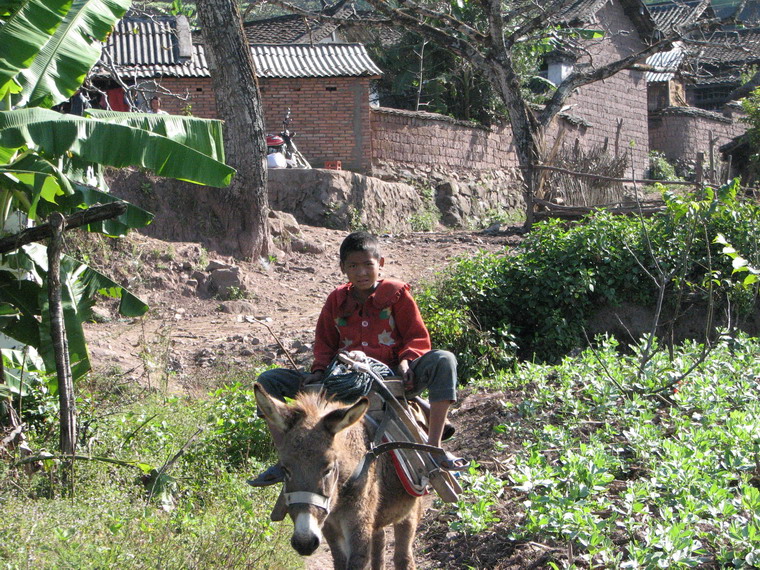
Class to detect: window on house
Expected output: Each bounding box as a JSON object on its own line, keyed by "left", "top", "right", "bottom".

{"left": 689, "top": 84, "right": 735, "bottom": 111}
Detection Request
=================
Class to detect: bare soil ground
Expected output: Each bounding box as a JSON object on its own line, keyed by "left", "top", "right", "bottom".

{"left": 82, "top": 222, "right": 543, "bottom": 569}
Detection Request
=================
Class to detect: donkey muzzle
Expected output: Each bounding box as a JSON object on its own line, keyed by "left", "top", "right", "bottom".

{"left": 291, "top": 510, "right": 323, "bottom": 556}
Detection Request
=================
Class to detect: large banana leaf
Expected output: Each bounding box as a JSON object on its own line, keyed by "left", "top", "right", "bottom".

{"left": 0, "top": 151, "right": 75, "bottom": 220}
{"left": 0, "top": 108, "right": 235, "bottom": 187}
{"left": 14, "top": 0, "right": 130, "bottom": 108}
{"left": 0, "top": 344, "right": 46, "bottom": 397}
{"left": 88, "top": 110, "right": 227, "bottom": 164}
{"left": 0, "top": 0, "right": 73, "bottom": 101}
{"left": 0, "top": 242, "right": 148, "bottom": 382}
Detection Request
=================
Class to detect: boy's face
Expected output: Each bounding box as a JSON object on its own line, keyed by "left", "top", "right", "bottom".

{"left": 341, "top": 251, "right": 384, "bottom": 293}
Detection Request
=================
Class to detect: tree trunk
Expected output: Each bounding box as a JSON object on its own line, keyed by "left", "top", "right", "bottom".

{"left": 47, "top": 213, "right": 77, "bottom": 457}
{"left": 196, "top": 0, "right": 270, "bottom": 260}
{"left": 487, "top": 59, "right": 540, "bottom": 229}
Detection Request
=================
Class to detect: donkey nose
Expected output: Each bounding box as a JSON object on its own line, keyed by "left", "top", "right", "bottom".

{"left": 292, "top": 533, "right": 320, "bottom": 556}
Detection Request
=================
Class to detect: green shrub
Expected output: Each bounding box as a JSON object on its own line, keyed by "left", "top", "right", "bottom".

{"left": 419, "top": 181, "right": 760, "bottom": 364}
{"left": 196, "top": 382, "right": 275, "bottom": 469}
{"left": 648, "top": 151, "right": 679, "bottom": 181}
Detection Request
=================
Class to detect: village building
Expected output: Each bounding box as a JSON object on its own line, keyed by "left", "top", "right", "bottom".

{"left": 92, "top": 13, "right": 381, "bottom": 172}
{"left": 645, "top": 0, "right": 757, "bottom": 179}
{"left": 90, "top": 1, "right": 757, "bottom": 228}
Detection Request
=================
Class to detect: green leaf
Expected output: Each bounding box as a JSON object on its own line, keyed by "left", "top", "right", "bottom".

{"left": 41, "top": 183, "right": 154, "bottom": 237}
{"left": 0, "top": 152, "right": 76, "bottom": 220}
{"left": 0, "top": 0, "right": 73, "bottom": 101}
{"left": 14, "top": 0, "right": 131, "bottom": 108}
{"left": 0, "top": 109, "right": 235, "bottom": 187}
{"left": 573, "top": 28, "right": 604, "bottom": 40}
{"left": 88, "top": 109, "right": 227, "bottom": 164}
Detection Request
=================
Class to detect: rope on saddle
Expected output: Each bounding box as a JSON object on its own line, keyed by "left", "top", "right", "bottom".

{"left": 321, "top": 354, "right": 394, "bottom": 402}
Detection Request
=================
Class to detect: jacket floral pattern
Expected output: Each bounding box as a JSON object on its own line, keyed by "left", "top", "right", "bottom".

{"left": 312, "top": 278, "right": 431, "bottom": 371}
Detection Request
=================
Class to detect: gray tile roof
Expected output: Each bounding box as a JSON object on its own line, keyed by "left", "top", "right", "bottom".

{"left": 96, "top": 13, "right": 381, "bottom": 80}
{"left": 103, "top": 15, "right": 192, "bottom": 66}
{"left": 645, "top": 42, "right": 686, "bottom": 81}
{"left": 646, "top": 24, "right": 760, "bottom": 86}
{"left": 243, "top": 14, "right": 341, "bottom": 44}
{"left": 97, "top": 40, "right": 382, "bottom": 79}
{"left": 243, "top": 2, "right": 357, "bottom": 44}
{"left": 686, "top": 29, "right": 760, "bottom": 66}
{"left": 646, "top": 1, "right": 711, "bottom": 32}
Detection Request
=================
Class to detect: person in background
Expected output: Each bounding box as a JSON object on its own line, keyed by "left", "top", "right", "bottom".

{"left": 149, "top": 96, "right": 168, "bottom": 114}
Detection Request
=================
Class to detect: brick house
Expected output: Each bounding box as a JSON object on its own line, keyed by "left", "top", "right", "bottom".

{"left": 645, "top": 1, "right": 757, "bottom": 173}
{"left": 94, "top": 14, "right": 381, "bottom": 171}
{"left": 370, "top": 0, "right": 658, "bottom": 182}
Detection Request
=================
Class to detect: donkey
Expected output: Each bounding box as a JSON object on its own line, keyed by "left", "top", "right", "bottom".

{"left": 253, "top": 383, "right": 423, "bottom": 570}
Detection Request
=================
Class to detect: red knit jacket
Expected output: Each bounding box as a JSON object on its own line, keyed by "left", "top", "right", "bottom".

{"left": 312, "top": 278, "right": 431, "bottom": 372}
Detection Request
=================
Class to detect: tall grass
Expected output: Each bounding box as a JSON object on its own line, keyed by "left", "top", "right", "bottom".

{"left": 0, "top": 369, "right": 301, "bottom": 569}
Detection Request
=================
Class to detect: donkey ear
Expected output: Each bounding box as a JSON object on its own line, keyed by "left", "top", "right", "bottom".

{"left": 254, "top": 383, "right": 296, "bottom": 435}
{"left": 322, "top": 397, "right": 369, "bottom": 435}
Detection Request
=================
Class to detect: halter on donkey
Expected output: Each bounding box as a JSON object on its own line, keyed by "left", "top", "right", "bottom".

{"left": 253, "top": 352, "right": 461, "bottom": 569}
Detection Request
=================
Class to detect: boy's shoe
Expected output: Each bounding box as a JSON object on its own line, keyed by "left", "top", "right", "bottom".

{"left": 431, "top": 451, "right": 469, "bottom": 472}
{"left": 247, "top": 464, "right": 286, "bottom": 487}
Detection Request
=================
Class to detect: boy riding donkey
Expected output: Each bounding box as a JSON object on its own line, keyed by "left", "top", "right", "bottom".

{"left": 250, "top": 231, "right": 467, "bottom": 487}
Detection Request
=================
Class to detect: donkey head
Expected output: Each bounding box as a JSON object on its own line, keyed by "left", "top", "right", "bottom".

{"left": 253, "top": 383, "right": 369, "bottom": 556}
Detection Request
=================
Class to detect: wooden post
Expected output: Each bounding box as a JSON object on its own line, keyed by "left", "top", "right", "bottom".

{"left": 708, "top": 131, "right": 715, "bottom": 184}
{"left": 47, "top": 212, "right": 77, "bottom": 458}
{"left": 695, "top": 152, "right": 704, "bottom": 198}
{"left": 726, "top": 155, "right": 733, "bottom": 184}
{"left": 525, "top": 164, "right": 535, "bottom": 230}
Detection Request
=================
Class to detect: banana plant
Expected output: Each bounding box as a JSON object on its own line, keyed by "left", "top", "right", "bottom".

{"left": 0, "top": 0, "right": 236, "bottom": 391}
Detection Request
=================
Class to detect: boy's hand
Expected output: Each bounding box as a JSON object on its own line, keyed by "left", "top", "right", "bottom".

{"left": 399, "top": 359, "right": 414, "bottom": 391}
{"left": 302, "top": 370, "right": 324, "bottom": 387}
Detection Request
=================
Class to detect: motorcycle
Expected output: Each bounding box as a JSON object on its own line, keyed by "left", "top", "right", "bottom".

{"left": 266, "top": 108, "right": 311, "bottom": 169}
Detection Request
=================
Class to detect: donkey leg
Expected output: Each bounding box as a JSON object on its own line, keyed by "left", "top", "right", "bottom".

{"left": 345, "top": 526, "right": 373, "bottom": 570}
{"left": 392, "top": 502, "right": 422, "bottom": 570}
{"left": 323, "top": 523, "right": 348, "bottom": 569}
{"left": 371, "top": 527, "right": 386, "bottom": 570}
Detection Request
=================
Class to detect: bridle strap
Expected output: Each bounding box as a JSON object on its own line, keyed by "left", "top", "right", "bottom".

{"left": 346, "top": 440, "right": 444, "bottom": 487}
{"left": 284, "top": 491, "right": 332, "bottom": 512}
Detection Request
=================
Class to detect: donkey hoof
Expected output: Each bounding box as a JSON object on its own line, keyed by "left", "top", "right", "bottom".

{"left": 247, "top": 464, "right": 286, "bottom": 487}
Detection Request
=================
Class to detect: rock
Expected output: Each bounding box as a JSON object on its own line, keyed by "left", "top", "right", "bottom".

{"left": 290, "top": 238, "right": 325, "bottom": 254}
{"left": 206, "top": 260, "right": 234, "bottom": 272}
{"left": 207, "top": 267, "right": 243, "bottom": 298}
{"left": 90, "top": 305, "right": 112, "bottom": 323}
{"left": 217, "top": 300, "right": 257, "bottom": 314}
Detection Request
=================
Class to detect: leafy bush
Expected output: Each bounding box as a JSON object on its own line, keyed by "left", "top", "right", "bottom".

{"left": 492, "top": 334, "right": 760, "bottom": 568}
{"left": 648, "top": 151, "right": 679, "bottom": 181}
{"left": 419, "top": 181, "right": 760, "bottom": 364}
{"left": 197, "top": 383, "right": 275, "bottom": 468}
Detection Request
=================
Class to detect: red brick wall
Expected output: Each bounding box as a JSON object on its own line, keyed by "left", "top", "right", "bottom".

{"left": 544, "top": 0, "right": 651, "bottom": 179}
{"left": 155, "top": 75, "right": 373, "bottom": 171}
{"left": 159, "top": 76, "right": 217, "bottom": 118}
{"left": 551, "top": 69, "right": 650, "bottom": 179}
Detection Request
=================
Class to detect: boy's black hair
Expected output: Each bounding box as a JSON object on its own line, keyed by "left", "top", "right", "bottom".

{"left": 339, "top": 231, "right": 381, "bottom": 263}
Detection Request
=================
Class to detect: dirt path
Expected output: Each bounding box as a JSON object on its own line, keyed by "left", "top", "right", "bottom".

{"left": 85, "top": 224, "right": 520, "bottom": 391}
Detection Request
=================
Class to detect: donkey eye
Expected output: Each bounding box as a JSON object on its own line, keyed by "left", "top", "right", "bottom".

{"left": 322, "top": 466, "right": 334, "bottom": 478}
